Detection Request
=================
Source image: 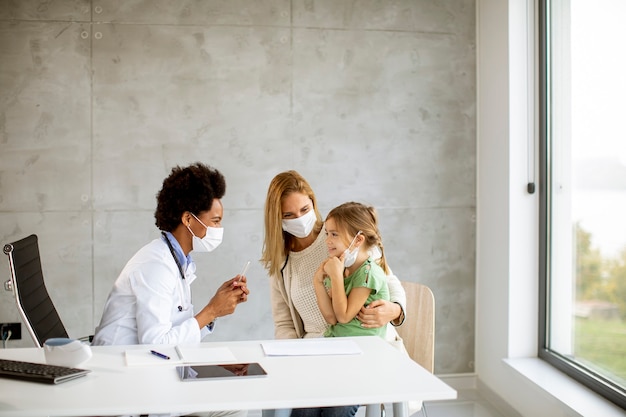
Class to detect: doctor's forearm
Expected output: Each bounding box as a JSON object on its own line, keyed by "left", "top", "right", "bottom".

{"left": 195, "top": 306, "right": 217, "bottom": 329}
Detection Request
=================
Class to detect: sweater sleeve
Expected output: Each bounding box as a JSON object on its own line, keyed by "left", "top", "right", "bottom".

{"left": 386, "top": 269, "right": 407, "bottom": 326}
{"left": 270, "top": 271, "right": 299, "bottom": 339}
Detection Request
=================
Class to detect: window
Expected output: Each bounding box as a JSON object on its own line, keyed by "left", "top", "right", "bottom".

{"left": 540, "top": 0, "right": 626, "bottom": 408}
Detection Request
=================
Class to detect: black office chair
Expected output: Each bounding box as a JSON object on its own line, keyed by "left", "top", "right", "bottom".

{"left": 3, "top": 234, "right": 70, "bottom": 347}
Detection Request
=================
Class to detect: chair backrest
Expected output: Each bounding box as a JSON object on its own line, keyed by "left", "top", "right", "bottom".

{"left": 3, "top": 234, "right": 69, "bottom": 347}
{"left": 396, "top": 281, "right": 435, "bottom": 373}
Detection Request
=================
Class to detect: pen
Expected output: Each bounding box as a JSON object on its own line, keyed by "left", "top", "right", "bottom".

{"left": 150, "top": 350, "right": 170, "bottom": 360}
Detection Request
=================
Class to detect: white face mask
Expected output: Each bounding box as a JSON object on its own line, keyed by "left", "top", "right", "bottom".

{"left": 282, "top": 209, "right": 317, "bottom": 238}
{"left": 188, "top": 213, "right": 223, "bottom": 252}
{"left": 343, "top": 231, "right": 362, "bottom": 268}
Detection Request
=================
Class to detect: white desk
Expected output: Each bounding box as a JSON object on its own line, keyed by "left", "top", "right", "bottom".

{"left": 0, "top": 336, "right": 456, "bottom": 417}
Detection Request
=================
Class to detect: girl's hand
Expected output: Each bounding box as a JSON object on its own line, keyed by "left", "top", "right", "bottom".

{"left": 314, "top": 262, "right": 326, "bottom": 284}
{"left": 323, "top": 256, "right": 344, "bottom": 279}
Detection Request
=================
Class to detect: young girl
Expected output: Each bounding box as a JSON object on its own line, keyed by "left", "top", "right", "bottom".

{"left": 314, "top": 201, "right": 390, "bottom": 339}
{"left": 290, "top": 202, "right": 391, "bottom": 417}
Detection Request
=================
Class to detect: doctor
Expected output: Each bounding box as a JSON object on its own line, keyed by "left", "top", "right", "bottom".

{"left": 93, "top": 162, "right": 249, "bottom": 347}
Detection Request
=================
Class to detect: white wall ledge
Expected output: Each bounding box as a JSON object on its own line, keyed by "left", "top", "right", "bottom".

{"left": 504, "top": 358, "right": 625, "bottom": 417}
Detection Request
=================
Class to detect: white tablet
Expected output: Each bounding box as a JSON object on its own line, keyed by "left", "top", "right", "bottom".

{"left": 176, "top": 363, "right": 267, "bottom": 381}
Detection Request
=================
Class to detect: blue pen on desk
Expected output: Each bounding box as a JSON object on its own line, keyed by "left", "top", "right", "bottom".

{"left": 150, "top": 350, "right": 170, "bottom": 360}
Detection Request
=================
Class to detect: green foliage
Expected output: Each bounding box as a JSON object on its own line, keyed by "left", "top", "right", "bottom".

{"left": 606, "top": 248, "right": 626, "bottom": 320}
{"left": 575, "top": 222, "right": 626, "bottom": 318}
{"left": 575, "top": 222, "right": 607, "bottom": 300}
{"left": 575, "top": 317, "right": 626, "bottom": 387}
{"left": 572, "top": 223, "right": 626, "bottom": 391}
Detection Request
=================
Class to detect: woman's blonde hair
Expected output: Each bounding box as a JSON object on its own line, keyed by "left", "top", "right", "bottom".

{"left": 326, "top": 202, "right": 389, "bottom": 274}
{"left": 261, "top": 171, "right": 323, "bottom": 277}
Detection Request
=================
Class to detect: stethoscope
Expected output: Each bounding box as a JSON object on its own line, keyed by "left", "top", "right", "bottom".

{"left": 161, "top": 232, "right": 191, "bottom": 312}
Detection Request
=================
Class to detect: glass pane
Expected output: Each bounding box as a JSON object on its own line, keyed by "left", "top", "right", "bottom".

{"left": 548, "top": 0, "right": 626, "bottom": 390}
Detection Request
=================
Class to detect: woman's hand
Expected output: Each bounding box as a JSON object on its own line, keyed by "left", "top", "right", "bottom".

{"left": 357, "top": 299, "right": 401, "bottom": 328}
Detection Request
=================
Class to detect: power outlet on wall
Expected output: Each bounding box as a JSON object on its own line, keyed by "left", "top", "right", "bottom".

{"left": 0, "top": 322, "right": 21, "bottom": 340}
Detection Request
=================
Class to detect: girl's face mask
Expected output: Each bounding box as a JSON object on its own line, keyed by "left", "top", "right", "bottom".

{"left": 343, "top": 231, "right": 362, "bottom": 267}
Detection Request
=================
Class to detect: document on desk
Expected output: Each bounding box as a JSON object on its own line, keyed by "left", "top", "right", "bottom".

{"left": 125, "top": 346, "right": 182, "bottom": 366}
{"left": 261, "top": 339, "right": 362, "bottom": 356}
{"left": 125, "top": 345, "right": 236, "bottom": 366}
{"left": 175, "top": 345, "right": 236, "bottom": 364}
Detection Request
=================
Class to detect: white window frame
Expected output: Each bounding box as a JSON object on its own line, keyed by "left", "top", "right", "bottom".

{"left": 538, "top": 0, "right": 626, "bottom": 409}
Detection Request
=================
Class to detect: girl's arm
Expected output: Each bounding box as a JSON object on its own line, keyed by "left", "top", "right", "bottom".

{"left": 313, "top": 261, "right": 337, "bottom": 324}
{"left": 324, "top": 257, "right": 372, "bottom": 324}
{"left": 333, "top": 286, "right": 371, "bottom": 324}
{"left": 357, "top": 268, "right": 406, "bottom": 328}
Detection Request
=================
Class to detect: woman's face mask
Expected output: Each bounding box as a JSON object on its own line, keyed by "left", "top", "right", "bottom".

{"left": 282, "top": 209, "right": 316, "bottom": 238}
{"left": 188, "top": 213, "right": 223, "bottom": 252}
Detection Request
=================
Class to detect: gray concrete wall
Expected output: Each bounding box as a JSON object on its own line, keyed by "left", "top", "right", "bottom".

{"left": 0, "top": 0, "right": 475, "bottom": 374}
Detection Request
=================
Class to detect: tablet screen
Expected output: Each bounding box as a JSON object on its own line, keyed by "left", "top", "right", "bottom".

{"left": 176, "top": 363, "right": 267, "bottom": 381}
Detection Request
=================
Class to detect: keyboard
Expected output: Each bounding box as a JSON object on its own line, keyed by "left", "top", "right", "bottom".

{"left": 0, "top": 358, "right": 91, "bottom": 384}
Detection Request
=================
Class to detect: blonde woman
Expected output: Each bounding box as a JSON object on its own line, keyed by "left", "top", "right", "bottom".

{"left": 261, "top": 170, "right": 406, "bottom": 341}
{"left": 261, "top": 171, "right": 406, "bottom": 417}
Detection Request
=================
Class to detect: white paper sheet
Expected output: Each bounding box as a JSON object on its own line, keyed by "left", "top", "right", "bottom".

{"left": 125, "top": 346, "right": 181, "bottom": 366}
{"left": 175, "top": 346, "right": 237, "bottom": 364}
{"left": 261, "top": 339, "right": 363, "bottom": 356}
{"left": 125, "top": 345, "right": 237, "bottom": 366}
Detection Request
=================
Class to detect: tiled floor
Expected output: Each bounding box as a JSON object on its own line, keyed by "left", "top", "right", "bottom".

{"left": 349, "top": 388, "right": 510, "bottom": 417}
{"left": 414, "top": 389, "right": 508, "bottom": 417}
{"left": 250, "top": 388, "right": 513, "bottom": 417}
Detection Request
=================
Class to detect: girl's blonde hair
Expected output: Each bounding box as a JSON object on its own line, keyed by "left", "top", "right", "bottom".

{"left": 326, "top": 201, "right": 389, "bottom": 274}
{"left": 261, "top": 171, "right": 323, "bottom": 277}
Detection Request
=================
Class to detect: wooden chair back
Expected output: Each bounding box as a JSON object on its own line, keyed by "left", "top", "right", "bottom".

{"left": 396, "top": 281, "right": 435, "bottom": 373}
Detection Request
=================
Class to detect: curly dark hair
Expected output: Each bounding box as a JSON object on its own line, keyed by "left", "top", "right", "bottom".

{"left": 155, "top": 162, "right": 226, "bottom": 232}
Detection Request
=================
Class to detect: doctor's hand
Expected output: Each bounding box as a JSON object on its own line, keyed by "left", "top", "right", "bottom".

{"left": 195, "top": 277, "right": 249, "bottom": 328}
{"left": 231, "top": 275, "right": 249, "bottom": 303}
